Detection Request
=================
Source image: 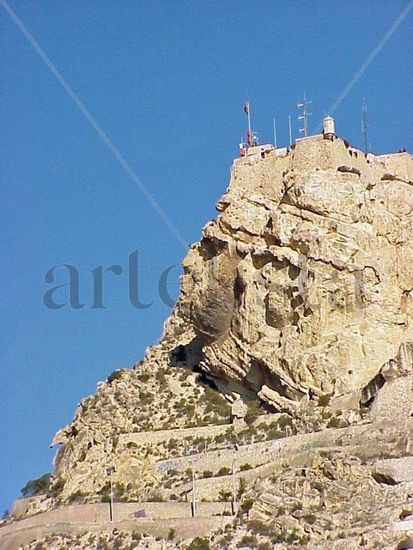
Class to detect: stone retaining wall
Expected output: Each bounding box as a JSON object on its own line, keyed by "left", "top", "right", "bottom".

{"left": 155, "top": 419, "right": 412, "bottom": 476}
{"left": 0, "top": 502, "right": 229, "bottom": 550}
{"left": 120, "top": 423, "right": 232, "bottom": 446}
{"left": 0, "top": 516, "right": 229, "bottom": 550}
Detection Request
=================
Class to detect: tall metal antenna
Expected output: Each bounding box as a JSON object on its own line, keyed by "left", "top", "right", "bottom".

{"left": 288, "top": 115, "right": 292, "bottom": 146}
{"left": 298, "top": 93, "right": 312, "bottom": 137}
{"left": 244, "top": 100, "right": 252, "bottom": 146}
{"left": 362, "top": 98, "right": 369, "bottom": 153}
{"left": 273, "top": 118, "right": 277, "bottom": 148}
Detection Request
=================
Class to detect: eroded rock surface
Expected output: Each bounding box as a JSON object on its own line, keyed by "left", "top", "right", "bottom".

{"left": 47, "top": 137, "right": 413, "bottom": 503}
{"left": 176, "top": 138, "right": 413, "bottom": 413}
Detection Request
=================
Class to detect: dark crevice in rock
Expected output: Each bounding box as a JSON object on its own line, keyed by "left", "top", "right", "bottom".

{"left": 199, "top": 236, "right": 227, "bottom": 261}
{"left": 371, "top": 471, "right": 397, "bottom": 486}
{"left": 170, "top": 335, "right": 206, "bottom": 369}
{"left": 360, "top": 372, "right": 386, "bottom": 408}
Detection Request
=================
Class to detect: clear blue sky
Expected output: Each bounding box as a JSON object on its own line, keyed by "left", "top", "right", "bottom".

{"left": 1, "top": 0, "right": 412, "bottom": 513}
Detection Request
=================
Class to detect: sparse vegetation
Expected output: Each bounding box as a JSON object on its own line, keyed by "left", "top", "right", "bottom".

{"left": 327, "top": 416, "right": 342, "bottom": 428}
{"left": 147, "top": 490, "right": 164, "bottom": 502}
{"left": 21, "top": 473, "right": 51, "bottom": 497}
{"left": 247, "top": 519, "right": 272, "bottom": 536}
{"left": 318, "top": 394, "right": 331, "bottom": 407}
{"left": 107, "top": 369, "right": 124, "bottom": 384}
{"left": 237, "top": 478, "right": 246, "bottom": 499}
{"left": 67, "top": 489, "right": 88, "bottom": 503}
{"left": 217, "top": 466, "right": 231, "bottom": 477}
{"left": 240, "top": 497, "right": 254, "bottom": 514}
{"left": 219, "top": 490, "right": 232, "bottom": 501}
{"left": 237, "top": 534, "right": 258, "bottom": 547}
{"left": 245, "top": 399, "right": 262, "bottom": 424}
{"left": 188, "top": 537, "right": 210, "bottom": 550}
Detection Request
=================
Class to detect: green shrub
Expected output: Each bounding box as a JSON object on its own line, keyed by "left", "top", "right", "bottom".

{"left": 247, "top": 519, "right": 271, "bottom": 535}
{"left": 107, "top": 369, "right": 124, "bottom": 384}
{"left": 317, "top": 394, "right": 331, "bottom": 407}
{"left": 245, "top": 399, "right": 262, "bottom": 424}
{"left": 188, "top": 537, "right": 210, "bottom": 550}
{"left": 237, "top": 478, "right": 246, "bottom": 499}
{"left": 303, "top": 512, "right": 317, "bottom": 524}
{"left": 218, "top": 490, "right": 232, "bottom": 501}
{"left": 202, "top": 470, "right": 213, "bottom": 478}
{"left": 48, "top": 478, "right": 65, "bottom": 497}
{"left": 148, "top": 490, "right": 164, "bottom": 502}
{"left": 21, "top": 473, "right": 51, "bottom": 497}
{"left": 172, "top": 325, "right": 186, "bottom": 337}
{"left": 277, "top": 414, "right": 293, "bottom": 428}
{"left": 240, "top": 497, "right": 254, "bottom": 514}
{"left": 240, "top": 463, "right": 252, "bottom": 471}
{"left": 167, "top": 528, "right": 176, "bottom": 541}
{"left": 327, "top": 417, "right": 341, "bottom": 428}
{"left": 67, "top": 489, "right": 88, "bottom": 503}
{"left": 266, "top": 428, "right": 284, "bottom": 440}
{"left": 310, "top": 480, "right": 324, "bottom": 492}
{"left": 217, "top": 467, "right": 231, "bottom": 477}
{"left": 238, "top": 535, "right": 257, "bottom": 547}
{"left": 203, "top": 387, "right": 230, "bottom": 417}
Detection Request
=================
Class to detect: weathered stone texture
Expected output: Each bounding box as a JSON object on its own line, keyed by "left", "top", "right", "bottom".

{"left": 46, "top": 135, "right": 413, "bottom": 512}
{"left": 176, "top": 136, "right": 413, "bottom": 412}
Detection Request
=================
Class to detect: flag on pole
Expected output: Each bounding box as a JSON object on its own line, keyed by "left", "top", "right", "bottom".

{"left": 243, "top": 101, "right": 249, "bottom": 115}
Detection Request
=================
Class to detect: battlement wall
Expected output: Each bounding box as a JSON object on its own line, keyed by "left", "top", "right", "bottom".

{"left": 230, "top": 135, "right": 412, "bottom": 205}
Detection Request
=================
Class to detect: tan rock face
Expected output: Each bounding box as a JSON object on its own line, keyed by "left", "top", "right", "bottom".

{"left": 49, "top": 135, "right": 413, "bottom": 502}
{"left": 174, "top": 137, "right": 413, "bottom": 411}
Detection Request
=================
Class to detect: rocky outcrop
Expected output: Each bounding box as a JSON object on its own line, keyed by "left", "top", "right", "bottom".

{"left": 46, "top": 137, "right": 413, "bottom": 507}
{"left": 175, "top": 139, "right": 413, "bottom": 413}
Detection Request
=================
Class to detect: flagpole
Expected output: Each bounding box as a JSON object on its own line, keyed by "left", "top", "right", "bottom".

{"left": 247, "top": 102, "right": 252, "bottom": 139}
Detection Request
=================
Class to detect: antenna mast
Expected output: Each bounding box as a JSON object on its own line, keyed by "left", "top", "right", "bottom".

{"left": 298, "top": 93, "right": 312, "bottom": 137}
{"left": 244, "top": 100, "right": 252, "bottom": 147}
{"left": 362, "top": 98, "right": 369, "bottom": 153}
{"left": 288, "top": 115, "right": 292, "bottom": 146}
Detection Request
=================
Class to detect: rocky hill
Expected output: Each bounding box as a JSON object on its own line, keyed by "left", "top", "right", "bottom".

{"left": 2, "top": 131, "right": 413, "bottom": 549}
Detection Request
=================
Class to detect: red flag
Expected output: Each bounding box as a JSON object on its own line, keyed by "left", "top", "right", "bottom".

{"left": 243, "top": 101, "right": 249, "bottom": 115}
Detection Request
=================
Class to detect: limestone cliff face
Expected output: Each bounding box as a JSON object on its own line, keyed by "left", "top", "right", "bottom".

{"left": 50, "top": 135, "right": 413, "bottom": 501}
{"left": 174, "top": 137, "right": 413, "bottom": 412}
